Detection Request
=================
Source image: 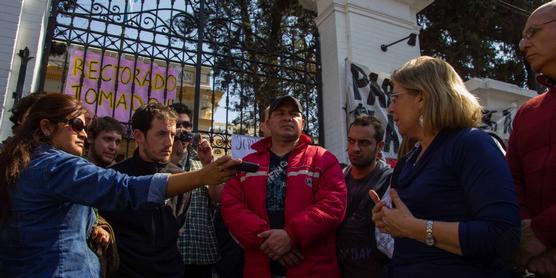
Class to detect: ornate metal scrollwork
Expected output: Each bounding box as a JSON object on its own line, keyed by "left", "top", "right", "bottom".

{"left": 43, "top": 0, "right": 322, "bottom": 155}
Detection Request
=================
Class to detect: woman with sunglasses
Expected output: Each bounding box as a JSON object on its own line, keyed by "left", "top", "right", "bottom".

{"left": 0, "top": 93, "right": 240, "bottom": 277}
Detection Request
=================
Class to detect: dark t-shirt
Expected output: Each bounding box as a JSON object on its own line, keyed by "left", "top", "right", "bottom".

{"left": 337, "top": 162, "right": 391, "bottom": 278}
{"left": 266, "top": 151, "right": 289, "bottom": 275}
{"left": 339, "top": 172, "right": 377, "bottom": 267}
{"left": 346, "top": 172, "right": 375, "bottom": 206}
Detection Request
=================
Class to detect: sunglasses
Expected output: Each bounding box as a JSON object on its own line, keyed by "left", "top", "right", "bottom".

{"left": 65, "top": 118, "right": 86, "bottom": 133}
{"left": 176, "top": 121, "right": 192, "bottom": 129}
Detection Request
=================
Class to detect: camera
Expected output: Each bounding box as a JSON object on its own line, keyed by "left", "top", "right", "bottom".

{"left": 176, "top": 131, "right": 202, "bottom": 149}
{"left": 176, "top": 131, "right": 193, "bottom": 142}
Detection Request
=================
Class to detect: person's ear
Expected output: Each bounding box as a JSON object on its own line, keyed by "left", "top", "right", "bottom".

{"left": 416, "top": 93, "right": 424, "bottom": 110}
{"left": 377, "top": 141, "right": 385, "bottom": 159}
{"left": 377, "top": 141, "right": 385, "bottom": 152}
{"left": 133, "top": 129, "right": 145, "bottom": 145}
{"left": 39, "top": 119, "right": 54, "bottom": 138}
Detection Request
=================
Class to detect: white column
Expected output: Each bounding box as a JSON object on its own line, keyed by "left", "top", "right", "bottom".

{"left": 301, "top": 0, "right": 432, "bottom": 162}
{"left": 0, "top": 0, "right": 23, "bottom": 133}
{"left": 0, "top": 0, "right": 51, "bottom": 141}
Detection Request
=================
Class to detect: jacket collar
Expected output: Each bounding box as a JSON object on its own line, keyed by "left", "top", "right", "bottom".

{"left": 251, "top": 133, "right": 312, "bottom": 153}
{"left": 131, "top": 148, "right": 168, "bottom": 174}
{"left": 537, "top": 74, "right": 556, "bottom": 91}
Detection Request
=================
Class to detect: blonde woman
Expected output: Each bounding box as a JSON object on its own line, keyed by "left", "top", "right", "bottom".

{"left": 370, "top": 56, "right": 520, "bottom": 277}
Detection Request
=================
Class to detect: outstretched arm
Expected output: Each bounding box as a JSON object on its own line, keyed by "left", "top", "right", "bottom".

{"left": 166, "top": 156, "right": 240, "bottom": 197}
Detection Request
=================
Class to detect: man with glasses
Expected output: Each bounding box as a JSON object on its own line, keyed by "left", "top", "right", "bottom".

{"left": 507, "top": 1, "right": 556, "bottom": 276}
{"left": 170, "top": 103, "right": 194, "bottom": 169}
{"left": 100, "top": 102, "right": 191, "bottom": 278}
{"left": 170, "top": 103, "right": 221, "bottom": 278}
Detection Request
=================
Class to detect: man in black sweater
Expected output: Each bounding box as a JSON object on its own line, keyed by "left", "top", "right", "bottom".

{"left": 336, "top": 115, "right": 392, "bottom": 277}
{"left": 100, "top": 102, "right": 190, "bottom": 278}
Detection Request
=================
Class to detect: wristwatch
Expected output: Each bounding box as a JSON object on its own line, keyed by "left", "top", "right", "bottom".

{"left": 425, "top": 220, "right": 436, "bottom": 246}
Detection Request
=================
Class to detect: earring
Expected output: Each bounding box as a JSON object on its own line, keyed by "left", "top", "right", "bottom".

{"left": 419, "top": 114, "right": 424, "bottom": 128}
{"left": 43, "top": 127, "right": 53, "bottom": 139}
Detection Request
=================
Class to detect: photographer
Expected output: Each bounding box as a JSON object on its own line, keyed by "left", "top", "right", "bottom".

{"left": 171, "top": 103, "right": 221, "bottom": 278}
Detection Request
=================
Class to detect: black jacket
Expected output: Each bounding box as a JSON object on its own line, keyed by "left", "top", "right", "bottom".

{"left": 100, "top": 150, "right": 189, "bottom": 278}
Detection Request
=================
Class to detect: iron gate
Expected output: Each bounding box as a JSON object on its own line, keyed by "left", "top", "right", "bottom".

{"left": 38, "top": 0, "right": 323, "bottom": 157}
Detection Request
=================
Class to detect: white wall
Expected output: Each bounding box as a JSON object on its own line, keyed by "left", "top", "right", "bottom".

{"left": 0, "top": 0, "right": 23, "bottom": 123}
{"left": 0, "top": 0, "right": 51, "bottom": 141}
{"left": 305, "top": 0, "right": 432, "bottom": 162}
{"left": 466, "top": 78, "right": 536, "bottom": 140}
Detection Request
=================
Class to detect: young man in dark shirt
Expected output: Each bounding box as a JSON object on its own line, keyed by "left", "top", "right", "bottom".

{"left": 100, "top": 102, "right": 190, "bottom": 278}
{"left": 170, "top": 103, "right": 220, "bottom": 278}
{"left": 336, "top": 115, "right": 392, "bottom": 277}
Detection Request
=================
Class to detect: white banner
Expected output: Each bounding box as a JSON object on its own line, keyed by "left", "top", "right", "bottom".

{"left": 345, "top": 59, "right": 401, "bottom": 162}
{"left": 231, "top": 134, "right": 261, "bottom": 159}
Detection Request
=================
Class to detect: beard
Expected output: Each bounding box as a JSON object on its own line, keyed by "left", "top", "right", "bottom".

{"left": 90, "top": 149, "right": 112, "bottom": 167}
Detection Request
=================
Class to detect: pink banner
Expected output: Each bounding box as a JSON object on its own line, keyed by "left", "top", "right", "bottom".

{"left": 64, "top": 47, "right": 177, "bottom": 122}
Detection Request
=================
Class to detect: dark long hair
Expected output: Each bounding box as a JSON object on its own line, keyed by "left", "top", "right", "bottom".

{"left": 0, "top": 94, "right": 87, "bottom": 222}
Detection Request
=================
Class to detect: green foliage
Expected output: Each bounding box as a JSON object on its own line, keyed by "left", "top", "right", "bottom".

{"left": 172, "top": 0, "right": 319, "bottom": 137}
{"left": 212, "top": 0, "right": 320, "bottom": 137}
{"left": 418, "top": 0, "right": 549, "bottom": 90}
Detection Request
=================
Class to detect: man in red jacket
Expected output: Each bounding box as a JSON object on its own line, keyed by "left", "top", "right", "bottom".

{"left": 508, "top": 1, "right": 556, "bottom": 276}
{"left": 221, "top": 95, "right": 347, "bottom": 278}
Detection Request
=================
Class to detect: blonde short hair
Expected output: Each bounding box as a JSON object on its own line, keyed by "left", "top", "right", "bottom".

{"left": 391, "top": 56, "right": 482, "bottom": 134}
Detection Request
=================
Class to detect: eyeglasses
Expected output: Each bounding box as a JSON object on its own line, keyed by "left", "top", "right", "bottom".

{"left": 522, "top": 17, "right": 556, "bottom": 41}
{"left": 389, "top": 92, "right": 407, "bottom": 105}
{"left": 65, "top": 118, "right": 86, "bottom": 133}
{"left": 176, "top": 121, "right": 192, "bottom": 129}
